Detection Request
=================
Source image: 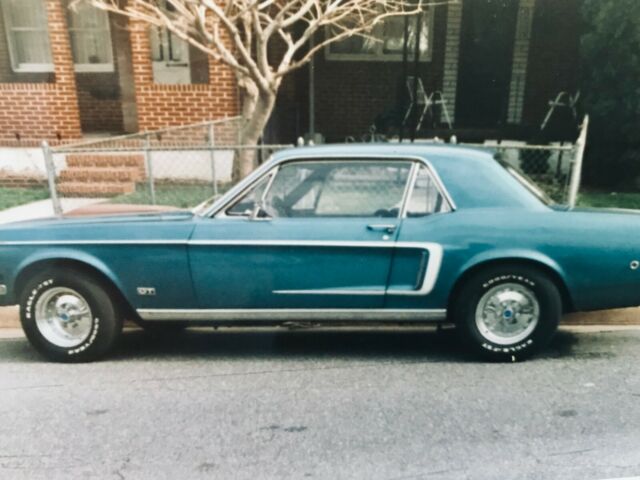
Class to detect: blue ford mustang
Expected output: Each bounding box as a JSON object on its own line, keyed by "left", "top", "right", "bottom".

{"left": 0, "top": 144, "right": 636, "bottom": 362}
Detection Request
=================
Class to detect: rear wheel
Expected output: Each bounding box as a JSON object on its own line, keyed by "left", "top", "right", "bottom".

{"left": 19, "top": 270, "right": 123, "bottom": 362}
{"left": 453, "top": 265, "right": 561, "bottom": 361}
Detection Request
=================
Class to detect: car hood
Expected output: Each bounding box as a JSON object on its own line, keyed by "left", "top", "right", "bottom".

{"left": 2, "top": 210, "right": 194, "bottom": 229}
{"left": 0, "top": 210, "right": 197, "bottom": 244}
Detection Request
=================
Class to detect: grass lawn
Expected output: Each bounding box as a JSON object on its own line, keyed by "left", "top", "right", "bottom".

{"left": 111, "top": 183, "right": 225, "bottom": 209}
{"left": 0, "top": 186, "right": 49, "bottom": 211}
{"left": 577, "top": 191, "right": 640, "bottom": 210}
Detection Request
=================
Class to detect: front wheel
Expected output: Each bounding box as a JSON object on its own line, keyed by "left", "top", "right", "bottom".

{"left": 452, "top": 265, "right": 562, "bottom": 361}
{"left": 19, "top": 270, "right": 123, "bottom": 362}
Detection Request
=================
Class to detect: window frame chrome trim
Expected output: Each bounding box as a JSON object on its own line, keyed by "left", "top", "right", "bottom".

{"left": 205, "top": 154, "right": 456, "bottom": 219}
{"left": 220, "top": 168, "right": 278, "bottom": 219}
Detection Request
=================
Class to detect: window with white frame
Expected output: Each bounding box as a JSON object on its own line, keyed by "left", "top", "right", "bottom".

{"left": 326, "top": 11, "right": 433, "bottom": 62}
{"left": 67, "top": 2, "right": 114, "bottom": 72}
{"left": 1, "top": 0, "right": 53, "bottom": 72}
{"left": 149, "top": 26, "right": 191, "bottom": 84}
{"left": 149, "top": 26, "right": 188, "bottom": 65}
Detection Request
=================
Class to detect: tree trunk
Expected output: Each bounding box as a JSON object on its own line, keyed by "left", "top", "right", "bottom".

{"left": 234, "top": 82, "right": 277, "bottom": 181}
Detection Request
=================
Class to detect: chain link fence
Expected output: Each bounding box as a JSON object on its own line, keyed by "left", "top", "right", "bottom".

{"left": 461, "top": 116, "right": 589, "bottom": 205}
{"left": 40, "top": 116, "right": 588, "bottom": 216}
{"left": 43, "top": 117, "right": 292, "bottom": 215}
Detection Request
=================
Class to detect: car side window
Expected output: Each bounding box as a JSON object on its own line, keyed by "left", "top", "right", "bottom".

{"left": 405, "top": 165, "right": 451, "bottom": 217}
{"left": 225, "top": 173, "right": 272, "bottom": 216}
{"left": 263, "top": 160, "right": 412, "bottom": 218}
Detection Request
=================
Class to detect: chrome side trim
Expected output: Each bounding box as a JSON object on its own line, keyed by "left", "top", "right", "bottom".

{"left": 0, "top": 284, "right": 6, "bottom": 296}
{"left": 189, "top": 240, "right": 398, "bottom": 247}
{"left": 1, "top": 239, "right": 443, "bottom": 295}
{"left": 388, "top": 243, "right": 443, "bottom": 296}
{"left": 273, "top": 289, "right": 386, "bottom": 296}
{"left": 137, "top": 308, "right": 447, "bottom": 322}
{"left": 0, "top": 240, "right": 186, "bottom": 246}
{"left": 188, "top": 240, "right": 443, "bottom": 296}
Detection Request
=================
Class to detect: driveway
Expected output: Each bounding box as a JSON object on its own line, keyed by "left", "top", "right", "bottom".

{"left": 1, "top": 327, "right": 640, "bottom": 480}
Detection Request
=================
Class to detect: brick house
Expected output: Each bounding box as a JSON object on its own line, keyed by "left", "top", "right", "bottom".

{"left": 272, "top": 0, "right": 581, "bottom": 144}
{"left": 0, "top": 0, "right": 238, "bottom": 147}
{"left": 0, "top": 0, "right": 579, "bottom": 148}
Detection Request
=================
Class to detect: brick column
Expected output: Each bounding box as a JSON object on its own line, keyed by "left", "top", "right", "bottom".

{"left": 441, "top": 2, "right": 462, "bottom": 124}
{"left": 507, "top": 0, "right": 536, "bottom": 124}
{"left": 41, "top": 0, "right": 82, "bottom": 139}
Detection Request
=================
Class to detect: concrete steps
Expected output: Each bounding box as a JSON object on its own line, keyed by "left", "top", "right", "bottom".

{"left": 58, "top": 167, "right": 141, "bottom": 183}
{"left": 58, "top": 154, "right": 145, "bottom": 197}
{"left": 58, "top": 181, "right": 136, "bottom": 197}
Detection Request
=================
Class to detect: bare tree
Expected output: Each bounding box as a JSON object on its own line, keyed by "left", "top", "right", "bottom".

{"left": 75, "top": 0, "right": 447, "bottom": 178}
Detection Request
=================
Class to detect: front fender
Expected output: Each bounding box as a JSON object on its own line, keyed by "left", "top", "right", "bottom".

{"left": 11, "top": 248, "right": 128, "bottom": 304}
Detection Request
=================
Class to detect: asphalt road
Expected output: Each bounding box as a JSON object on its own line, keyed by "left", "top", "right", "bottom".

{"left": 1, "top": 327, "right": 640, "bottom": 480}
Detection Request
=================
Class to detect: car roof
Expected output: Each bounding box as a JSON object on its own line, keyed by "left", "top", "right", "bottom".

{"left": 272, "top": 142, "right": 493, "bottom": 165}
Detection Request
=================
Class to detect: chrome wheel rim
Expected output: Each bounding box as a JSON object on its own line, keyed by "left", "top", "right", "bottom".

{"left": 34, "top": 287, "right": 93, "bottom": 348}
{"left": 475, "top": 282, "right": 540, "bottom": 346}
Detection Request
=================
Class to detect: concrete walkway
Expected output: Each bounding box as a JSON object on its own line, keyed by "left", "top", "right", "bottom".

{"left": 0, "top": 198, "right": 104, "bottom": 224}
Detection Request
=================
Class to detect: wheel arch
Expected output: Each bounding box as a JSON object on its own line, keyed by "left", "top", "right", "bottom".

{"left": 14, "top": 255, "right": 137, "bottom": 321}
{"left": 448, "top": 256, "right": 575, "bottom": 314}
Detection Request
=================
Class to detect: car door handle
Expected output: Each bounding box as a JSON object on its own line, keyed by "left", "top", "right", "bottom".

{"left": 366, "top": 224, "right": 397, "bottom": 233}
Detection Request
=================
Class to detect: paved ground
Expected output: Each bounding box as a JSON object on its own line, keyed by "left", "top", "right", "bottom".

{"left": 1, "top": 327, "right": 640, "bottom": 480}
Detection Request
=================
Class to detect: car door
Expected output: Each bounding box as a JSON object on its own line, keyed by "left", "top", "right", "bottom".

{"left": 188, "top": 159, "right": 413, "bottom": 311}
{"left": 385, "top": 162, "right": 453, "bottom": 308}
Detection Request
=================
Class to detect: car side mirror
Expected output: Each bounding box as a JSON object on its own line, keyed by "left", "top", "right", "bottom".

{"left": 249, "top": 203, "right": 271, "bottom": 221}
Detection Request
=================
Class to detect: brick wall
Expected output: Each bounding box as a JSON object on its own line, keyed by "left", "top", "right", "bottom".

{"left": 0, "top": 0, "right": 82, "bottom": 143}
{"left": 128, "top": 18, "right": 239, "bottom": 132}
{"left": 307, "top": 5, "right": 448, "bottom": 142}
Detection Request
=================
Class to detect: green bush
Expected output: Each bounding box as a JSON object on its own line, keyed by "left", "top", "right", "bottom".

{"left": 580, "top": 0, "right": 640, "bottom": 190}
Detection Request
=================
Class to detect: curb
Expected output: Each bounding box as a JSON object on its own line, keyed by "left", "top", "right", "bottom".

{"left": 2, "top": 305, "right": 640, "bottom": 329}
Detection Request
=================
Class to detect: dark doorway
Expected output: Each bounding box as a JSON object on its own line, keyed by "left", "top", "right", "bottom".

{"left": 455, "top": 0, "right": 519, "bottom": 128}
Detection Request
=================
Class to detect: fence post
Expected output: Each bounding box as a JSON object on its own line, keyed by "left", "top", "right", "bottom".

{"left": 208, "top": 122, "right": 218, "bottom": 197}
{"left": 144, "top": 132, "right": 156, "bottom": 205}
{"left": 42, "top": 141, "right": 62, "bottom": 217}
{"left": 567, "top": 115, "right": 589, "bottom": 207}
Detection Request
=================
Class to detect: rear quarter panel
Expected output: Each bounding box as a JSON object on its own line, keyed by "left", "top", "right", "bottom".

{"left": 389, "top": 208, "right": 640, "bottom": 313}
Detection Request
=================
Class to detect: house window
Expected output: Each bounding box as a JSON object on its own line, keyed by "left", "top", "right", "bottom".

{"left": 326, "top": 11, "right": 433, "bottom": 62}
{"left": 67, "top": 2, "right": 114, "bottom": 72}
{"left": 149, "top": 26, "right": 191, "bottom": 84}
{"left": 1, "top": 0, "right": 53, "bottom": 72}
